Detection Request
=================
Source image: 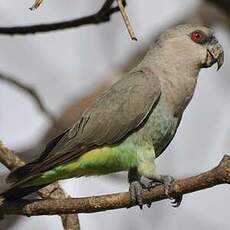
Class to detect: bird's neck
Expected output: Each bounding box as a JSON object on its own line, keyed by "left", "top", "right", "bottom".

{"left": 161, "top": 72, "right": 198, "bottom": 117}
{"left": 140, "top": 44, "right": 200, "bottom": 116}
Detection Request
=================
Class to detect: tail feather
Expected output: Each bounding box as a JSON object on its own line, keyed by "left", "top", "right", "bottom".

{"left": 1, "top": 182, "right": 49, "bottom": 200}
{"left": 6, "top": 161, "right": 37, "bottom": 183}
{"left": 3, "top": 164, "right": 49, "bottom": 200}
{"left": 7, "top": 129, "right": 69, "bottom": 183}
{"left": 2, "top": 130, "right": 70, "bottom": 200}
{"left": 2, "top": 172, "right": 49, "bottom": 200}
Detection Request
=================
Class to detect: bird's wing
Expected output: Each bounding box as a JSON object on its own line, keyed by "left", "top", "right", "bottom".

{"left": 11, "top": 68, "right": 161, "bottom": 177}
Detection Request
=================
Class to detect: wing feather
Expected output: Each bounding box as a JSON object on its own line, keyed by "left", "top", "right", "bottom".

{"left": 10, "top": 68, "right": 161, "bottom": 178}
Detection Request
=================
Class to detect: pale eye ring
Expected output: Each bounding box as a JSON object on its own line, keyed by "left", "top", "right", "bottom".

{"left": 191, "top": 30, "right": 207, "bottom": 44}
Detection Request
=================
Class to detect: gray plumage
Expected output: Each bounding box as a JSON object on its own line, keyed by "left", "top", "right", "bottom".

{"left": 2, "top": 24, "right": 224, "bottom": 202}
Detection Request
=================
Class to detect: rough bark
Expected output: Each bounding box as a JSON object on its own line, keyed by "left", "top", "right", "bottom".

{"left": 0, "top": 142, "right": 80, "bottom": 230}
{"left": 0, "top": 155, "right": 229, "bottom": 216}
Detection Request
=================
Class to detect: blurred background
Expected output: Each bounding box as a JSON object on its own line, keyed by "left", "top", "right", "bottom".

{"left": 0, "top": 0, "right": 229, "bottom": 229}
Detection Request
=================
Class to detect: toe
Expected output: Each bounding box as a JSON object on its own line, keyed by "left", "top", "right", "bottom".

{"left": 129, "top": 181, "right": 144, "bottom": 208}
{"left": 146, "top": 181, "right": 162, "bottom": 190}
{"left": 129, "top": 182, "right": 138, "bottom": 203}
{"left": 159, "top": 175, "right": 175, "bottom": 185}
{"left": 171, "top": 194, "right": 183, "bottom": 208}
{"left": 158, "top": 175, "right": 183, "bottom": 208}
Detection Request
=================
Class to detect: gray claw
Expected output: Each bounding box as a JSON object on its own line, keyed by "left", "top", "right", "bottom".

{"left": 170, "top": 194, "right": 183, "bottom": 208}
{"left": 159, "top": 175, "right": 183, "bottom": 207}
{"left": 159, "top": 175, "right": 175, "bottom": 197}
{"left": 129, "top": 181, "right": 144, "bottom": 209}
{"left": 146, "top": 202, "right": 152, "bottom": 208}
{"left": 149, "top": 175, "right": 183, "bottom": 207}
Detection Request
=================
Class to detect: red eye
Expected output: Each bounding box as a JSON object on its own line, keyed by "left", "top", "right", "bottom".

{"left": 191, "top": 30, "right": 207, "bottom": 44}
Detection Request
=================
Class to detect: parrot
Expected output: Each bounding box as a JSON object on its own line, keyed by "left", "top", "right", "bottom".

{"left": 0, "top": 24, "right": 224, "bottom": 208}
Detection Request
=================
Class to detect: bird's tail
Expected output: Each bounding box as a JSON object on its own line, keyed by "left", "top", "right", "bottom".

{"left": 6, "top": 160, "right": 38, "bottom": 184}
{"left": 0, "top": 182, "right": 48, "bottom": 200}
{"left": 1, "top": 130, "right": 70, "bottom": 200}
{"left": 0, "top": 159, "right": 45, "bottom": 200}
{"left": 0, "top": 159, "right": 47, "bottom": 200}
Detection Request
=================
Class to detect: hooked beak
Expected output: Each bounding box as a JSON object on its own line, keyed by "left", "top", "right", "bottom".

{"left": 205, "top": 39, "right": 224, "bottom": 71}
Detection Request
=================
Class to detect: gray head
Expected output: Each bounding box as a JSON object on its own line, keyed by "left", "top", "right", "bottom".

{"left": 147, "top": 24, "right": 224, "bottom": 72}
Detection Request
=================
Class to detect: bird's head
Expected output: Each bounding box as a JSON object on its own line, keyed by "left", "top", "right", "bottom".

{"left": 154, "top": 24, "right": 224, "bottom": 72}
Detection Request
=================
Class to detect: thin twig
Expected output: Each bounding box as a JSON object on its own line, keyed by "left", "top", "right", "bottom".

{"left": 116, "top": 0, "right": 137, "bottom": 40}
{"left": 0, "top": 142, "right": 80, "bottom": 230}
{"left": 0, "top": 0, "right": 119, "bottom": 35}
{"left": 30, "top": 0, "right": 44, "bottom": 10}
{"left": 205, "top": 0, "right": 230, "bottom": 14}
{"left": 0, "top": 142, "right": 25, "bottom": 170}
{"left": 0, "top": 155, "right": 229, "bottom": 216}
{"left": 0, "top": 72, "right": 56, "bottom": 124}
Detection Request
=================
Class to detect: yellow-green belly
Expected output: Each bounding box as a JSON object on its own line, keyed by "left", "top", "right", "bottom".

{"left": 27, "top": 141, "right": 145, "bottom": 186}
{"left": 26, "top": 97, "right": 178, "bottom": 187}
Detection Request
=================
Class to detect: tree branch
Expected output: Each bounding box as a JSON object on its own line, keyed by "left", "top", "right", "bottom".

{"left": 116, "top": 0, "right": 137, "bottom": 40}
{"left": 0, "top": 142, "right": 80, "bottom": 230}
{"left": 0, "top": 155, "right": 229, "bottom": 216}
{"left": 0, "top": 72, "right": 57, "bottom": 124}
{"left": 30, "top": 0, "right": 44, "bottom": 10}
{"left": 205, "top": 0, "right": 230, "bottom": 14}
{"left": 0, "top": 143, "right": 24, "bottom": 170}
{"left": 0, "top": 0, "right": 119, "bottom": 36}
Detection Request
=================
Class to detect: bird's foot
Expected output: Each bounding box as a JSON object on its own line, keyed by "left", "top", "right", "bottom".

{"left": 159, "top": 175, "right": 183, "bottom": 207}
{"left": 148, "top": 175, "right": 183, "bottom": 208}
{"left": 129, "top": 181, "right": 145, "bottom": 209}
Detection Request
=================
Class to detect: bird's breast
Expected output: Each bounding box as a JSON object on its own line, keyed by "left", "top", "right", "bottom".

{"left": 140, "top": 97, "right": 179, "bottom": 157}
